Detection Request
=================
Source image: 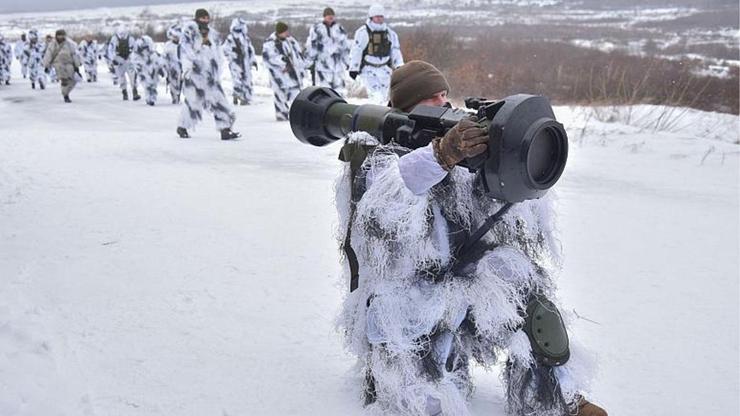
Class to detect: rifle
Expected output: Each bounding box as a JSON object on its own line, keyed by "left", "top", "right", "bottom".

{"left": 275, "top": 38, "right": 299, "bottom": 82}
{"left": 234, "top": 37, "right": 246, "bottom": 76}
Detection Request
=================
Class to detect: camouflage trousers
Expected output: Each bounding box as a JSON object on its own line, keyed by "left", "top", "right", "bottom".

{"left": 271, "top": 85, "right": 301, "bottom": 121}
{"left": 228, "top": 62, "right": 254, "bottom": 104}
{"left": 177, "top": 77, "right": 235, "bottom": 130}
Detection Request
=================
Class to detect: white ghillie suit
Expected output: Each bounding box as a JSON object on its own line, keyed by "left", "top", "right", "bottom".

{"left": 14, "top": 36, "right": 28, "bottom": 78}
{"left": 305, "top": 20, "right": 351, "bottom": 92}
{"left": 349, "top": 18, "right": 403, "bottom": 103}
{"left": 262, "top": 32, "right": 306, "bottom": 121}
{"left": 25, "top": 30, "right": 47, "bottom": 90}
{"left": 107, "top": 29, "right": 138, "bottom": 94}
{"left": 163, "top": 25, "right": 183, "bottom": 104}
{"left": 222, "top": 18, "right": 257, "bottom": 105}
{"left": 132, "top": 36, "right": 165, "bottom": 106}
{"left": 77, "top": 39, "right": 98, "bottom": 82}
{"left": 0, "top": 35, "right": 11, "bottom": 85}
{"left": 336, "top": 135, "right": 595, "bottom": 416}
{"left": 177, "top": 21, "right": 235, "bottom": 131}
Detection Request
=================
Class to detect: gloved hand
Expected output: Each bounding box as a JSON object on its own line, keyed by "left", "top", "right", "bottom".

{"left": 252, "top": 62, "right": 258, "bottom": 70}
{"left": 349, "top": 71, "right": 358, "bottom": 80}
{"left": 433, "top": 118, "right": 488, "bottom": 170}
{"left": 44, "top": 67, "right": 50, "bottom": 74}
{"left": 182, "top": 68, "right": 192, "bottom": 80}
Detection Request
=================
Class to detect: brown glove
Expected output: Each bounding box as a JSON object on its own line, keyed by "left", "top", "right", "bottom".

{"left": 575, "top": 398, "right": 608, "bottom": 416}
{"left": 432, "top": 118, "right": 488, "bottom": 170}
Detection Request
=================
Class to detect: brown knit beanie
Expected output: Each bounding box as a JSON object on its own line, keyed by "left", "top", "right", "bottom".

{"left": 390, "top": 61, "right": 450, "bottom": 111}
{"left": 194, "top": 9, "right": 209, "bottom": 20}
{"left": 275, "top": 21, "right": 289, "bottom": 34}
{"left": 323, "top": 7, "right": 335, "bottom": 17}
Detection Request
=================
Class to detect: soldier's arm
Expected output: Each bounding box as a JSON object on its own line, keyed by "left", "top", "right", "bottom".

{"left": 389, "top": 30, "right": 404, "bottom": 69}
{"left": 348, "top": 28, "right": 368, "bottom": 72}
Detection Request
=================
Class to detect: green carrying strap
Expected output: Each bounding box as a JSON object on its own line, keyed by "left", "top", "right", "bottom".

{"left": 338, "top": 142, "right": 376, "bottom": 292}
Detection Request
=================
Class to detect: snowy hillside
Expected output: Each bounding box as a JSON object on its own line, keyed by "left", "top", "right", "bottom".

{"left": 0, "top": 57, "right": 738, "bottom": 416}
{"left": 2, "top": 0, "right": 737, "bottom": 71}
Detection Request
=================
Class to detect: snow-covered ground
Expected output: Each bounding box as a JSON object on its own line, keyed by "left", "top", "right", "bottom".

{"left": 0, "top": 59, "right": 738, "bottom": 416}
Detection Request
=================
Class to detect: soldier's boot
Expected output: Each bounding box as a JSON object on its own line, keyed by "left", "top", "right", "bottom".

{"left": 122, "top": 89, "right": 129, "bottom": 100}
{"left": 39, "top": 82, "right": 45, "bottom": 90}
{"left": 63, "top": 95, "right": 71, "bottom": 103}
{"left": 31, "top": 82, "right": 35, "bottom": 89}
{"left": 176, "top": 127, "right": 190, "bottom": 139}
{"left": 132, "top": 87, "right": 141, "bottom": 101}
{"left": 233, "top": 95, "right": 238, "bottom": 105}
{"left": 220, "top": 128, "right": 241, "bottom": 140}
{"left": 575, "top": 398, "right": 607, "bottom": 416}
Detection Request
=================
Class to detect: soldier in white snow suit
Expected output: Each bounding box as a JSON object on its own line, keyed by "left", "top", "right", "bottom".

{"left": 176, "top": 9, "right": 240, "bottom": 140}
{"left": 262, "top": 21, "right": 306, "bottom": 121}
{"left": 163, "top": 24, "right": 183, "bottom": 104}
{"left": 43, "top": 29, "right": 81, "bottom": 103}
{"left": 335, "top": 61, "right": 608, "bottom": 416}
{"left": 43, "top": 34, "right": 59, "bottom": 83}
{"left": 15, "top": 33, "right": 29, "bottom": 79}
{"left": 349, "top": 4, "right": 403, "bottom": 103}
{"left": 77, "top": 35, "right": 98, "bottom": 82}
{"left": 25, "top": 29, "right": 47, "bottom": 90}
{"left": 222, "top": 17, "right": 257, "bottom": 105}
{"left": 0, "top": 34, "right": 11, "bottom": 85}
{"left": 108, "top": 27, "right": 140, "bottom": 101}
{"left": 132, "top": 35, "right": 165, "bottom": 106}
{"left": 305, "top": 7, "right": 351, "bottom": 93}
{"left": 101, "top": 38, "right": 118, "bottom": 85}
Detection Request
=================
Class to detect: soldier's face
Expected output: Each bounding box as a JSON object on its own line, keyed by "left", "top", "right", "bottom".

{"left": 415, "top": 90, "right": 449, "bottom": 108}
{"left": 371, "top": 16, "right": 384, "bottom": 24}
{"left": 197, "top": 16, "right": 210, "bottom": 24}
{"left": 278, "top": 31, "right": 289, "bottom": 39}
{"left": 56, "top": 35, "right": 65, "bottom": 43}
{"left": 324, "top": 15, "right": 335, "bottom": 24}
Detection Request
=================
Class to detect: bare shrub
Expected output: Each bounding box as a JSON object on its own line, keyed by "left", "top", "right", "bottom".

{"left": 397, "top": 28, "right": 738, "bottom": 114}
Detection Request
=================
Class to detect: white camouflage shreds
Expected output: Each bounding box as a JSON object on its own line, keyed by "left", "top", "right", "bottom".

{"left": 335, "top": 143, "right": 594, "bottom": 415}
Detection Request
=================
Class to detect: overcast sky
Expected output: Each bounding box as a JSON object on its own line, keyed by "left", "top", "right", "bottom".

{"left": 0, "top": 0, "right": 209, "bottom": 13}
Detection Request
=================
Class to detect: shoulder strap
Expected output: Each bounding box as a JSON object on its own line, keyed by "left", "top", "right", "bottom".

{"left": 338, "top": 142, "right": 376, "bottom": 292}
